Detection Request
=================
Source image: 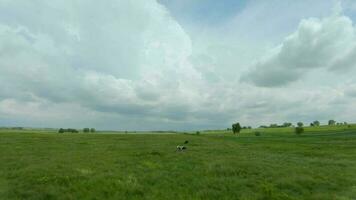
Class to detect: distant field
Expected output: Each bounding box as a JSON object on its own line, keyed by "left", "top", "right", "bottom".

{"left": 1, "top": 126, "right": 356, "bottom": 199}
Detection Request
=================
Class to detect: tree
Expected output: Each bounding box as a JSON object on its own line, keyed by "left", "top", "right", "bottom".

{"left": 328, "top": 120, "right": 336, "bottom": 126}
{"left": 283, "top": 122, "right": 292, "bottom": 127}
{"left": 58, "top": 128, "right": 64, "bottom": 133}
{"left": 270, "top": 124, "right": 278, "bottom": 128}
{"left": 295, "top": 122, "right": 304, "bottom": 135}
{"left": 313, "top": 121, "right": 320, "bottom": 126}
{"left": 70, "top": 129, "right": 79, "bottom": 133}
{"left": 83, "top": 128, "right": 90, "bottom": 133}
{"left": 232, "top": 123, "right": 242, "bottom": 134}
{"left": 297, "top": 122, "right": 303, "bottom": 127}
{"left": 90, "top": 128, "right": 96, "bottom": 133}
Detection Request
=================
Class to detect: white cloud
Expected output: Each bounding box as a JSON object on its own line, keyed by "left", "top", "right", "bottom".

{"left": 242, "top": 14, "right": 356, "bottom": 87}
{"left": 0, "top": 0, "right": 222, "bottom": 129}
{"left": 0, "top": 0, "right": 355, "bottom": 130}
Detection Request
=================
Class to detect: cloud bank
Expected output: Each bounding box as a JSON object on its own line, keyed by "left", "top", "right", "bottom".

{"left": 243, "top": 13, "right": 356, "bottom": 87}
{"left": 0, "top": 0, "right": 356, "bottom": 130}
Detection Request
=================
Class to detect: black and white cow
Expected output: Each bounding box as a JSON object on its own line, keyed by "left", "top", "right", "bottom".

{"left": 176, "top": 145, "right": 187, "bottom": 151}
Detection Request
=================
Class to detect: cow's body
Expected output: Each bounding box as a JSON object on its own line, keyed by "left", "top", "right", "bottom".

{"left": 176, "top": 145, "right": 187, "bottom": 151}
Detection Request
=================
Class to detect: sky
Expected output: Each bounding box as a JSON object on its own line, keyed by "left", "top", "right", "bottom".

{"left": 1, "top": 0, "right": 356, "bottom": 130}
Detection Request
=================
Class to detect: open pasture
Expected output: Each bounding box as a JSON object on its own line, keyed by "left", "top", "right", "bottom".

{"left": 1, "top": 126, "right": 356, "bottom": 199}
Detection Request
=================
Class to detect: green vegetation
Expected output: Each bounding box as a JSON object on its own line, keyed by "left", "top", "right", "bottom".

{"left": 328, "top": 120, "right": 336, "bottom": 126}
{"left": 1, "top": 125, "right": 356, "bottom": 199}
{"left": 83, "top": 128, "right": 96, "bottom": 133}
{"left": 295, "top": 122, "right": 304, "bottom": 135}
{"left": 311, "top": 121, "right": 320, "bottom": 127}
{"left": 58, "top": 128, "right": 79, "bottom": 134}
{"left": 232, "top": 122, "right": 242, "bottom": 134}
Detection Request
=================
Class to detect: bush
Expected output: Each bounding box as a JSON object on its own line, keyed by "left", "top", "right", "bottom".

{"left": 297, "top": 122, "right": 303, "bottom": 127}
{"left": 313, "top": 120, "right": 320, "bottom": 126}
{"left": 232, "top": 123, "right": 242, "bottom": 134}
{"left": 328, "top": 120, "right": 336, "bottom": 126}
{"left": 58, "top": 128, "right": 78, "bottom": 133}
{"left": 196, "top": 131, "right": 200, "bottom": 135}
{"left": 254, "top": 131, "right": 261, "bottom": 136}
{"left": 295, "top": 127, "right": 304, "bottom": 135}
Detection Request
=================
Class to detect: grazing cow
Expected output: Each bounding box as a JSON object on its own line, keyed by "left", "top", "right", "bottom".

{"left": 176, "top": 145, "right": 187, "bottom": 151}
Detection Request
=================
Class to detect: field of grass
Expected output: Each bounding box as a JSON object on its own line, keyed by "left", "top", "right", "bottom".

{"left": 1, "top": 125, "right": 356, "bottom": 199}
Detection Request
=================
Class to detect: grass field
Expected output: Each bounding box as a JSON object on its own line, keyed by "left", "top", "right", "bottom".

{"left": 1, "top": 125, "right": 356, "bottom": 199}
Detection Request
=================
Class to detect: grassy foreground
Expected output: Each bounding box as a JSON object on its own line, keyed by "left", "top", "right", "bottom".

{"left": 1, "top": 126, "right": 356, "bottom": 199}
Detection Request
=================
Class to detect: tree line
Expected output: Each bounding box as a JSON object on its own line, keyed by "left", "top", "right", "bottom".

{"left": 232, "top": 119, "right": 350, "bottom": 135}
{"left": 58, "top": 128, "right": 96, "bottom": 133}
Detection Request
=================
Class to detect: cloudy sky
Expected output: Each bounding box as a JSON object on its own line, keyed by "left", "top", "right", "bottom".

{"left": 1, "top": 0, "right": 356, "bottom": 130}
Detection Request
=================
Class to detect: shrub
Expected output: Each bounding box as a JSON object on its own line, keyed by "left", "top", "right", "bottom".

{"left": 196, "top": 131, "right": 200, "bottom": 135}
{"left": 232, "top": 123, "right": 242, "bottom": 134}
{"left": 270, "top": 124, "right": 278, "bottom": 128}
{"left": 313, "top": 120, "right": 320, "bottom": 126}
{"left": 297, "top": 122, "right": 303, "bottom": 127}
{"left": 283, "top": 122, "right": 292, "bottom": 127}
{"left": 295, "top": 127, "right": 304, "bottom": 135}
{"left": 58, "top": 128, "right": 78, "bottom": 133}
{"left": 328, "top": 120, "right": 336, "bottom": 126}
{"left": 255, "top": 131, "right": 261, "bottom": 136}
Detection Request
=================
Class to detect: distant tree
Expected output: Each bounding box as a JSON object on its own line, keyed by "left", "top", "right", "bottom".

{"left": 59, "top": 128, "right": 78, "bottom": 133}
{"left": 270, "top": 124, "right": 278, "bottom": 128}
{"left": 83, "top": 128, "right": 90, "bottom": 133}
{"left": 295, "top": 122, "right": 304, "bottom": 135}
{"left": 90, "top": 128, "right": 96, "bottom": 133}
{"left": 328, "top": 120, "right": 336, "bottom": 126}
{"left": 283, "top": 122, "right": 292, "bottom": 127}
{"left": 254, "top": 131, "right": 261, "bottom": 136}
{"left": 313, "top": 121, "right": 320, "bottom": 126}
{"left": 70, "top": 129, "right": 79, "bottom": 133}
{"left": 232, "top": 123, "right": 242, "bottom": 134}
{"left": 344, "top": 122, "right": 348, "bottom": 125}
{"left": 196, "top": 131, "right": 200, "bottom": 135}
{"left": 247, "top": 126, "right": 252, "bottom": 129}
{"left": 310, "top": 123, "right": 314, "bottom": 127}
{"left": 297, "top": 122, "right": 303, "bottom": 127}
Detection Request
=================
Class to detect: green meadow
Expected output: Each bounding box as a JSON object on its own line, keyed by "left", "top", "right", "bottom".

{"left": 1, "top": 125, "right": 356, "bottom": 200}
